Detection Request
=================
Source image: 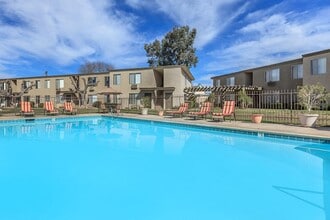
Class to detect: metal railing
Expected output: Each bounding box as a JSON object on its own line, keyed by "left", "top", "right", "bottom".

{"left": 1, "top": 90, "right": 329, "bottom": 126}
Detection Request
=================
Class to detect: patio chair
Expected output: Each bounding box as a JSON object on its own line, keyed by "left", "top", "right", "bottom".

{"left": 212, "top": 100, "right": 236, "bottom": 121}
{"left": 188, "top": 102, "right": 211, "bottom": 119}
{"left": 98, "top": 103, "right": 109, "bottom": 113}
{"left": 166, "top": 103, "right": 189, "bottom": 117}
{"left": 44, "top": 101, "right": 59, "bottom": 115}
{"left": 63, "top": 102, "right": 77, "bottom": 115}
{"left": 21, "top": 101, "right": 35, "bottom": 117}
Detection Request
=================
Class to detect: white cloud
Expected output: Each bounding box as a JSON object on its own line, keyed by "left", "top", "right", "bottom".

{"left": 206, "top": 6, "right": 330, "bottom": 73}
{"left": 0, "top": 0, "right": 146, "bottom": 75}
{"left": 125, "top": 0, "right": 248, "bottom": 49}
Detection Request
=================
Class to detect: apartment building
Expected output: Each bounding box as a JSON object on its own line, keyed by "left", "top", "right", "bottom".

{"left": 0, "top": 65, "right": 194, "bottom": 110}
{"left": 212, "top": 49, "right": 330, "bottom": 91}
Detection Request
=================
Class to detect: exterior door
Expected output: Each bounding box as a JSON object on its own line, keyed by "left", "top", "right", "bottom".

{"left": 165, "top": 92, "right": 173, "bottom": 109}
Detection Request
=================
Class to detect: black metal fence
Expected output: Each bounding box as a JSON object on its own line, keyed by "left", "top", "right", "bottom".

{"left": 1, "top": 89, "right": 329, "bottom": 126}
{"left": 216, "top": 89, "right": 330, "bottom": 126}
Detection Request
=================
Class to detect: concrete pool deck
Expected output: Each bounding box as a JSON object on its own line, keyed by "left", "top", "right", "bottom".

{"left": 0, "top": 113, "right": 329, "bottom": 140}
{"left": 120, "top": 114, "right": 330, "bottom": 140}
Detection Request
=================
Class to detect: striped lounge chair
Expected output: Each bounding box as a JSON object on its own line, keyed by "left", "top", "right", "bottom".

{"left": 63, "top": 102, "right": 77, "bottom": 115}
{"left": 188, "top": 102, "right": 211, "bottom": 119}
{"left": 21, "top": 101, "right": 35, "bottom": 117}
{"left": 212, "top": 100, "right": 236, "bottom": 121}
{"left": 166, "top": 103, "right": 189, "bottom": 117}
{"left": 44, "top": 101, "right": 59, "bottom": 115}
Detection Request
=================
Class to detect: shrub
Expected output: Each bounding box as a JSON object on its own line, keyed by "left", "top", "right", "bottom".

{"left": 297, "top": 84, "right": 329, "bottom": 112}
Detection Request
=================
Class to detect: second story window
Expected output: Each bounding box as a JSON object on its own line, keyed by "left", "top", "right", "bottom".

{"left": 265, "top": 68, "right": 280, "bottom": 82}
{"left": 105, "top": 76, "right": 110, "bottom": 87}
{"left": 215, "top": 79, "right": 221, "bottom": 87}
{"left": 35, "top": 80, "right": 40, "bottom": 89}
{"left": 23, "top": 81, "right": 31, "bottom": 89}
{"left": 292, "top": 64, "right": 303, "bottom": 79}
{"left": 226, "top": 77, "right": 235, "bottom": 86}
{"left": 56, "top": 79, "right": 64, "bottom": 89}
{"left": 311, "top": 57, "right": 326, "bottom": 75}
{"left": 87, "top": 77, "right": 97, "bottom": 86}
{"left": 0, "top": 82, "right": 6, "bottom": 90}
{"left": 45, "top": 80, "right": 50, "bottom": 89}
{"left": 129, "top": 73, "right": 141, "bottom": 84}
{"left": 113, "top": 74, "right": 121, "bottom": 85}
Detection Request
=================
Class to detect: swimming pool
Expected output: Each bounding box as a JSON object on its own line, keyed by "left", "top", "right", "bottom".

{"left": 0, "top": 116, "right": 329, "bottom": 220}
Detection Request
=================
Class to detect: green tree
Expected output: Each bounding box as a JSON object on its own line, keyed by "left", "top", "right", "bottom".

{"left": 298, "top": 84, "right": 329, "bottom": 112}
{"left": 144, "top": 26, "right": 198, "bottom": 68}
{"left": 237, "top": 89, "right": 252, "bottom": 108}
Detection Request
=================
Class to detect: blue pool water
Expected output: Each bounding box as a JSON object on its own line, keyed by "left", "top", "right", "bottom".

{"left": 0, "top": 116, "right": 329, "bottom": 220}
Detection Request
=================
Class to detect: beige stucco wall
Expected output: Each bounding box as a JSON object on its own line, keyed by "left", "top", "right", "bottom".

{"left": 302, "top": 50, "right": 330, "bottom": 91}
{"left": 0, "top": 66, "right": 194, "bottom": 109}
{"left": 212, "top": 72, "right": 247, "bottom": 87}
{"left": 252, "top": 59, "right": 303, "bottom": 90}
{"left": 163, "top": 67, "right": 193, "bottom": 107}
{"left": 109, "top": 68, "right": 156, "bottom": 98}
{"left": 212, "top": 50, "right": 330, "bottom": 91}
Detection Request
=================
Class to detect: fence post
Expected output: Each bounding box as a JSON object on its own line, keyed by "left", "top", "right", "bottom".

{"left": 290, "top": 89, "right": 293, "bottom": 124}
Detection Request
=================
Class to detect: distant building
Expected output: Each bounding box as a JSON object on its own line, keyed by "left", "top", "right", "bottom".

{"left": 0, "top": 65, "right": 194, "bottom": 109}
{"left": 211, "top": 49, "right": 330, "bottom": 91}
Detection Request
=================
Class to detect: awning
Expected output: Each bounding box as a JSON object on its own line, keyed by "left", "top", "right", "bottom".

{"left": 139, "top": 87, "right": 175, "bottom": 91}
{"left": 184, "top": 85, "right": 262, "bottom": 93}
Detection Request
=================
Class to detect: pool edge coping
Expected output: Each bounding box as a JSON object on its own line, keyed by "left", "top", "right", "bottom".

{"left": 0, "top": 114, "right": 329, "bottom": 143}
{"left": 109, "top": 115, "right": 330, "bottom": 143}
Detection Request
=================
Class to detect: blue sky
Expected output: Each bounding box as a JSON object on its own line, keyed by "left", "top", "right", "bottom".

{"left": 0, "top": 0, "right": 329, "bottom": 85}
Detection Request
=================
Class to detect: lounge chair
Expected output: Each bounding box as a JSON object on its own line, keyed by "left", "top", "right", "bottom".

{"left": 21, "top": 101, "right": 35, "bottom": 117}
{"left": 166, "top": 103, "right": 188, "bottom": 117}
{"left": 212, "top": 100, "right": 236, "bottom": 121}
{"left": 63, "top": 102, "right": 77, "bottom": 115}
{"left": 44, "top": 101, "right": 59, "bottom": 115}
{"left": 188, "top": 102, "right": 211, "bottom": 119}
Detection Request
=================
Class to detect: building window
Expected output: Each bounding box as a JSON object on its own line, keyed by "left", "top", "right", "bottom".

{"left": 87, "top": 77, "right": 97, "bottom": 86}
{"left": 0, "top": 82, "right": 6, "bottom": 90}
{"left": 129, "top": 73, "right": 141, "bottom": 84}
{"left": 105, "top": 76, "right": 110, "bottom": 87}
{"left": 88, "top": 95, "right": 98, "bottom": 105}
{"left": 56, "top": 95, "right": 63, "bottom": 104}
{"left": 113, "top": 74, "right": 121, "bottom": 85}
{"left": 45, "top": 80, "right": 50, "bottom": 89}
{"left": 311, "top": 58, "right": 326, "bottom": 75}
{"left": 35, "top": 80, "right": 40, "bottom": 89}
{"left": 226, "top": 77, "right": 235, "bottom": 86}
{"left": 35, "top": 96, "right": 40, "bottom": 106}
{"left": 23, "top": 81, "right": 31, "bottom": 89}
{"left": 45, "top": 95, "right": 50, "bottom": 102}
{"left": 56, "top": 79, "right": 64, "bottom": 89}
{"left": 129, "top": 93, "right": 138, "bottom": 105}
{"left": 265, "top": 68, "right": 280, "bottom": 82}
{"left": 292, "top": 64, "right": 303, "bottom": 79}
{"left": 113, "top": 94, "right": 120, "bottom": 104}
{"left": 215, "top": 79, "right": 221, "bottom": 87}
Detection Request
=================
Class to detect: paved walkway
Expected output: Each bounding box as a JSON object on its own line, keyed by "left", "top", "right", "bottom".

{"left": 1, "top": 113, "right": 329, "bottom": 140}
{"left": 121, "top": 114, "right": 330, "bottom": 140}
